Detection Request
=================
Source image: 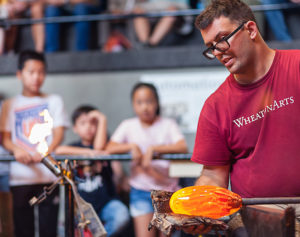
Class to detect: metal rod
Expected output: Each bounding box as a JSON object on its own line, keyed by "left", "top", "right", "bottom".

{"left": 242, "top": 197, "right": 300, "bottom": 205}
{"left": 0, "top": 3, "right": 299, "bottom": 27}
{"left": 65, "top": 181, "right": 74, "bottom": 237}
{"left": 0, "top": 153, "right": 192, "bottom": 161}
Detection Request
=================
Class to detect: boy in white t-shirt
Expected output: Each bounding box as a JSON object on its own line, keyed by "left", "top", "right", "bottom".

{"left": 0, "top": 50, "right": 69, "bottom": 237}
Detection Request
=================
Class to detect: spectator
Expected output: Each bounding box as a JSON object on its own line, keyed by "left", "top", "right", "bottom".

{"left": 55, "top": 105, "right": 130, "bottom": 236}
{"left": 132, "top": 0, "right": 190, "bottom": 47}
{"left": 261, "top": 0, "right": 293, "bottom": 42}
{"left": 106, "top": 82, "right": 188, "bottom": 237}
{"left": 100, "top": 0, "right": 134, "bottom": 52}
{"left": 0, "top": 94, "right": 10, "bottom": 192}
{"left": 0, "top": 50, "right": 69, "bottom": 237}
{"left": 0, "top": 0, "right": 44, "bottom": 55}
{"left": 44, "top": 0, "right": 105, "bottom": 52}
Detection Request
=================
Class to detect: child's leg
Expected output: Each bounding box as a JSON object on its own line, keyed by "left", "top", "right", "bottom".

{"left": 0, "top": 27, "right": 5, "bottom": 55}
{"left": 30, "top": 1, "right": 44, "bottom": 52}
{"left": 45, "top": 5, "right": 62, "bottom": 52}
{"left": 149, "top": 6, "right": 177, "bottom": 46}
{"left": 73, "top": 3, "right": 93, "bottom": 51}
{"left": 10, "top": 185, "right": 35, "bottom": 237}
{"left": 133, "top": 213, "right": 157, "bottom": 237}
{"left": 133, "top": 7, "right": 151, "bottom": 44}
{"left": 130, "top": 187, "right": 159, "bottom": 237}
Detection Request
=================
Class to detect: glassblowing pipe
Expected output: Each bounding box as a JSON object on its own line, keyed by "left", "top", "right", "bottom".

{"left": 242, "top": 197, "right": 300, "bottom": 205}
{"left": 170, "top": 186, "right": 300, "bottom": 219}
{"left": 41, "top": 153, "right": 62, "bottom": 177}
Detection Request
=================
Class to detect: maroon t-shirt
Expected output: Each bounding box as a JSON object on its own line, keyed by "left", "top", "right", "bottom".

{"left": 191, "top": 50, "right": 300, "bottom": 198}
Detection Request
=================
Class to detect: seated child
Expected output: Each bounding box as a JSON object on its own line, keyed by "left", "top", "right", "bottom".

{"left": 106, "top": 82, "right": 188, "bottom": 237}
{"left": 55, "top": 105, "right": 130, "bottom": 237}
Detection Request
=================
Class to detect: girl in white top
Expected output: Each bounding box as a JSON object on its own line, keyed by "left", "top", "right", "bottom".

{"left": 106, "top": 82, "right": 188, "bottom": 237}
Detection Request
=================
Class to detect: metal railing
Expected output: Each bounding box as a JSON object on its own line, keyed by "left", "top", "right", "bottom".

{"left": 0, "top": 3, "right": 299, "bottom": 28}
{"left": 0, "top": 153, "right": 192, "bottom": 161}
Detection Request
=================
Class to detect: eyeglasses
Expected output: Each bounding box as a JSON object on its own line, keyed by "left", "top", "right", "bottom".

{"left": 202, "top": 22, "right": 246, "bottom": 60}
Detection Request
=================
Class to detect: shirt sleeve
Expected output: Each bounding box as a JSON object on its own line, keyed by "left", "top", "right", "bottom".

{"left": 50, "top": 95, "right": 70, "bottom": 128}
{"left": 191, "top": 102, "right": 232, "bottom": 166}
{"left": 167, "top": 118, "right": 185, "bottom": 144}
{"left": 110, "top": 120, "right": 128, "bottom": 143}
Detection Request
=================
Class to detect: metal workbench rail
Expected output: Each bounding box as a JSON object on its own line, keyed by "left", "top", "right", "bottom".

{"left": 0, "top": 3, "right": 299, "bottom": 28}
{"left": 0, "top": 153, "right": 192, "bottom": 161}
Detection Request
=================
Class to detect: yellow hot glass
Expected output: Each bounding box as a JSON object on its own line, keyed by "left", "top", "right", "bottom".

{"left": 169, "top": 185, "right": 242, "bottom": 219}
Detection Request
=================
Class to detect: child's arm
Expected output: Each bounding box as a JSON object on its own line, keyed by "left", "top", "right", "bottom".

{"left": 0, "top": 100, "right": 33, "bottom": 164}
{"left": 55, "top": 145, "right": 106, "bottom": 156}
{"left": 111, "top": 161, "right": 130, "bottom": 193}
{"left": 106, "top": 141, "right": 143, "bottom": 163}
{"left": 48, "top": 126, "right": 65, "bottom": 154}
{"left": 142, "top": 139, "right": 188, "bottom": 167}
{"left": 88, "top": 110, "right": 107, "bottom": 151}
{"left": 2, "top": 131, "right": 33, "bottom": 164}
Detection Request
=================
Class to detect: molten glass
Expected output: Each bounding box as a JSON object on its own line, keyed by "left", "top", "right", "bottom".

{"left": 169, "top": 185, "right": 242, "bottom": 219}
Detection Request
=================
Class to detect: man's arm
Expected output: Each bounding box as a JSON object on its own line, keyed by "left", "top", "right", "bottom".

{"left": 195, "top": 165, "right": 230, "bottom": 188}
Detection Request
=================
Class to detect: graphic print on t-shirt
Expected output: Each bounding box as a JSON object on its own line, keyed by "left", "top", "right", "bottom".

{"left": 15, "top": 103, "right": 49, "bottom": 152}
{"left": 233, "top": 96, "right": 295, "bottom": 128}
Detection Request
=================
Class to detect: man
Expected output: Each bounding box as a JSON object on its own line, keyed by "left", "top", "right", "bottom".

{"left": 191, "top": 0, "right": 300, "bottom": 211}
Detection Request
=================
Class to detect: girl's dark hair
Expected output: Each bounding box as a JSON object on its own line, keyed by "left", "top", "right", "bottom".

{"left": 195, "top": 0, "right": 257, "bottom": 30}
{"left": 71, "top": 105, "right": 97, "bottom": 125}
{"left": 131, "top": 82, "right": 160, "bottom": 115}
{"left": 18, "top": 50, "right": 46, "bottom": 70}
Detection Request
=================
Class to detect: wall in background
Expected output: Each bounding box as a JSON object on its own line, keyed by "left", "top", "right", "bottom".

{"left": 0, "top": 67, "right": 227, "bottom": 152}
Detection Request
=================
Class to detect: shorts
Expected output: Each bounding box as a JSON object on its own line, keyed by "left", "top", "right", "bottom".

{"left": 129, "top": 187, "right": 154, "bottom": 217}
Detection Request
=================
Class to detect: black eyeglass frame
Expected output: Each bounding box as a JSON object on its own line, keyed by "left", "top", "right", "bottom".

{"left": 202, "top": 21, "right": 247, "bottom": 60}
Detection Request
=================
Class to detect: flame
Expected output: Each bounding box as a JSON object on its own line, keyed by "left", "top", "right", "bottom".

{"left": 28, "top": 109, "right": 53, "bottom": 156}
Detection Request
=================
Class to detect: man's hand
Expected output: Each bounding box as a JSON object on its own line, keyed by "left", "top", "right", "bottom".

{"left": 290, "top": 0, "right": 300, "bottom": 3}
{"left": 13, "top": 147, "right": 34, "bottom": 164}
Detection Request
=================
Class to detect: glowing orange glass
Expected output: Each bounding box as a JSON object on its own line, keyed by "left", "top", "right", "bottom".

{"left": 169, "top": 186, "right": 242, "bottom": 219}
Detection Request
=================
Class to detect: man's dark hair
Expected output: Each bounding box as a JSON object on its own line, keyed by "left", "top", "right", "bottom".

{"left": 18, "top": 50, "right": 46, "bottom": 70}
{"left": 195, "top": 0, "right": 257, "bottom": 30}
{"left": 72, "top": 105, "right": 97, "bottom": 125}
{"left": 131, "top": 82, "right": 161, "bottom": 116}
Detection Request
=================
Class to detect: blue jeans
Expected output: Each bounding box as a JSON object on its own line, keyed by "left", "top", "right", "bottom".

{"left": 261, "top": 0, "right": 292, "bottom": 42}
{"left": 0, "top": 174, "right": 9, "bottom": 192}
{"left": 100, "top": 199, "right": 130, "bottom": 236}
{"left": 45, "top": 3, "right": 96, "bottom": 52}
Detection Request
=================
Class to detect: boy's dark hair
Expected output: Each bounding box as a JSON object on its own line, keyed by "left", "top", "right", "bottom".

{"left": 195, "top": 0, "right": 257, "bottom": 30}
{"left": 131, "top": 82, "right": 160, "bottom": 116}
{"left": 72, "top": 105, "right": 97, "bottom": 125}
{"left": 18, "top": 50, "right": 46, "bottom": 70}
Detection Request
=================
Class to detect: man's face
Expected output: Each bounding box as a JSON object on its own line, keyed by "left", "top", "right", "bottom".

{"left": 18, "top": 59, "right": 46, "bottom": 97}
{"left": 201, "top": 16, "right": 250, "bottom": 74}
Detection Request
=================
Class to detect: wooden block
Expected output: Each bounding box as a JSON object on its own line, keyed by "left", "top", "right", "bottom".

{"left": 169, "top": 161, "right": 202, "bottom": 178}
